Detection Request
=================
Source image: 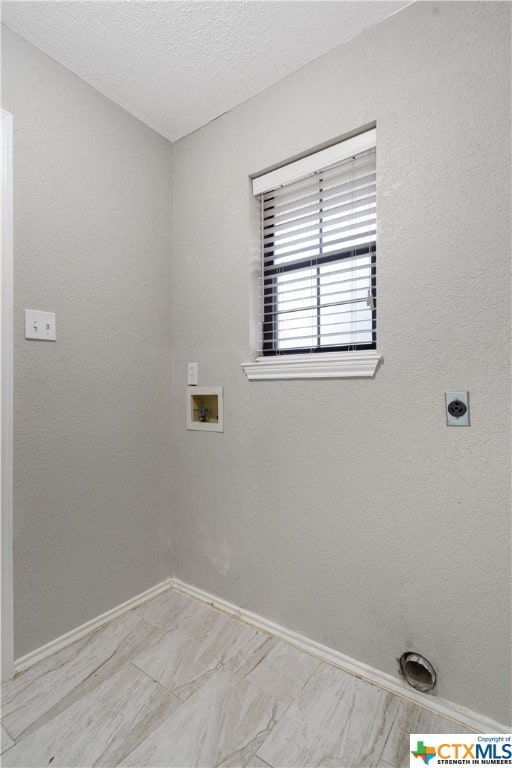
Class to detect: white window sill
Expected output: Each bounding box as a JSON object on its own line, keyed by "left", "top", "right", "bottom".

{"left": 242, "top": 351, "right": 382, "bottom": 381}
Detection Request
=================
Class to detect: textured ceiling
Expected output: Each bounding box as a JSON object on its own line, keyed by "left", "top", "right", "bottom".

{"left": 1, "top": 1, "right": 410, "bottom": 142}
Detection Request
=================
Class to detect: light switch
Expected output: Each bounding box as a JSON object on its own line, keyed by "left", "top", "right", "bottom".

{"left": 24, "top": 309, "right": 56, "bottom": 341}
{"left": 188, "top": 362, "right": 198, "bottom": 386}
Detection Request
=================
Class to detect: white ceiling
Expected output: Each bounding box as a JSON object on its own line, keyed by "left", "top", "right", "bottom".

{"left": 2, "top": 1, "right": 410, "bottom": 142}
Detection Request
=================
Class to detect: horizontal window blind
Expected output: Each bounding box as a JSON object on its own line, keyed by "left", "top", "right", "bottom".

{"left": 259, "top": 144, "right": 376, "bottom": 355}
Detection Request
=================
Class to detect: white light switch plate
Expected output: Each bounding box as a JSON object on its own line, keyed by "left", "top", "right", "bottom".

{"left": 187, "top": 362, "right": 198, "bottom": 386}
{"left": 25, "top": 309, "right": 56, "bottom": 341}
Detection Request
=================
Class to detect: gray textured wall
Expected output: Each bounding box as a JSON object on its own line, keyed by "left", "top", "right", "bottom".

{"left": 2, "top": 27, "right": 173, "bottom": 658}
{"left": 171, "top": 2, "right": 511, "bottom": 724}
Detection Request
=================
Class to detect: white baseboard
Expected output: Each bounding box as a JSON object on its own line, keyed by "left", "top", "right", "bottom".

{"left": 13, "top": 575, "right": 510, "bottom": 733}
{"left": 14, "top": 578, "right": 173, "bottom": 673}
{"left": 171, "top": 577, "right": 510, "bottom": 734}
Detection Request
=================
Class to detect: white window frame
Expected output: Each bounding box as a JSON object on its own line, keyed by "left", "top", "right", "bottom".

{"left": 243, "top": 129, "right": 382, "bottom": 381}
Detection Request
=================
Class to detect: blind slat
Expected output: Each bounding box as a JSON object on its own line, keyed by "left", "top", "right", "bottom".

{"left": 266, "top": 286, "right": 373, "bottom": 312}
{"left": 263, "top": 163, "right": 376, "bottom": 209}
{"left": 268, "top": 301, "right": 373, "bottom": 319}
{"left": 264, "top": 216, "right": 376, "bottom": 255}
{"left": 265, "top": 196, "right": 376, "bottom": 237}
{"left": 264, "top": 173, "right": 376, "bottom": 219}
{"left": 260, "top": 257, "right": 371, "bottom": 290}
{"left": 262, "top": 231, "right": 376, "bottom": 265}
{"left": 264, "top": 326, "right": 373, "bottom": 344}
{"left": 264, "top": 270, "right": 373, "bottom": 298}
{"left": 264, "top": 184, "right": 376, "bottom": 229}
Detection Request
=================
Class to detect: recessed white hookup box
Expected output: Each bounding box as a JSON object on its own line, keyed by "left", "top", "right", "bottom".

{"left": 186, "top": 386, "right": 223, "bottom": 432}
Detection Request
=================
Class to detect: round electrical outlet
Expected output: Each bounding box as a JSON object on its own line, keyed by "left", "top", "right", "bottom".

{"left": 448, "top": 399, "right": 467, "bottom": 418}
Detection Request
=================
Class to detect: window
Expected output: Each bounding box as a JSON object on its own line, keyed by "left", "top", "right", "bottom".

{"left": 254, "top": 129, "right": 376, "bottom": 358}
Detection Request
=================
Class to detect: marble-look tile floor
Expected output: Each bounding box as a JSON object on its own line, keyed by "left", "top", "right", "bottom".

{"left": 0, "top": 588, "right": 468, "bottom": 768}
